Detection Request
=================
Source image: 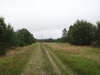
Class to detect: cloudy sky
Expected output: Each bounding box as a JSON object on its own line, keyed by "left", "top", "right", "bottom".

{"left": 0, "top": 0, "right": 100, "bottom": 39}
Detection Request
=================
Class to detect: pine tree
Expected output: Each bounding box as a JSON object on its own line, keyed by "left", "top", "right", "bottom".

{"left": 62, "top": 28, "right": 67, "bottom": 43}
{"left": 0, "top": 17, "right": 7, "bottom": 54}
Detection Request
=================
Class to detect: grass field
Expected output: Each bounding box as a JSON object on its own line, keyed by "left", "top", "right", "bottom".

{"left": 0, "top": 43, "right": 100, "bottom": 75}
{"left": 0, "top": 44, "right": 37, "bottom": 75}
{"left": 44, "top": 43, "right": 100, "bottom": 75}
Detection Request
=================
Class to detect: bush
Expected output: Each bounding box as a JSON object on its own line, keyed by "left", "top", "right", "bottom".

{"left": 92, "top": 41, "right": 100, "bottom": 47}
{"left": 0, "top": 48, "right": 6, "bottom": 55}
{"left": 67, "top": 20, "right": 96, "bottom": 45}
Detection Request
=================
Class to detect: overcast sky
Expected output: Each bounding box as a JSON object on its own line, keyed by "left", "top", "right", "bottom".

{"left": 0, "top": 0, "right": 100, "bottom": 39}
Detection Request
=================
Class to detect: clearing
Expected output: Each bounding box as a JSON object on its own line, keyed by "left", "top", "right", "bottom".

{"left": 1, "top": 43, "right": 99, "bottom": 75}
{"left": 21, "top": 43, "right": 75, "bottom": 75}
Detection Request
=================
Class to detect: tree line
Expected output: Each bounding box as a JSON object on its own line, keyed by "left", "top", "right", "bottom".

{"left": 37, "top": 38, "right": 56, "bottom": 43}
{"left": 37, "top": 19, "right": 100, "bottom": 46}
{"left": 59, "top": 20, "right": 100, "bottom": 46}
{"left": 0, "top": 17, "right": 36, "bottom": 55}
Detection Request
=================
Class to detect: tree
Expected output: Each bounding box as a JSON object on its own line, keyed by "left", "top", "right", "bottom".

{"left": 0, "top": 17, "right": 36, "bottom": 55}
{"left": 96, "top": 22, "right": 100, "bottom": 43}
{"left": 93, "top": 22, "right": 100, "bottom": 46}
{"left": 0, "top": 17, "right": 7, "bottom": 54}
{"left": 16, "top": 28, "right": 35, "bottom": 46}
{"left": 56, "top": 38, "right": 63, "bottom": 43}
{"left": 5, "top": 24, "right": 17, "bottom": 47}
{"left": 67, "top": 20, "right": 96, "bottom": 45}
{"left": 62, "top": 28, "right": 67, "bottom": 43}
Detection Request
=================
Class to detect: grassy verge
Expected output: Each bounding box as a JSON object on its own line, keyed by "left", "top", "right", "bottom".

{"left": 55, "top": 50, "right": 100, "bottom": 75}
{"left": 0, "top": 44, "right": 37, "bottom": 75}
{"left": 45, "top": 43, "right": 100, "bottom": 75}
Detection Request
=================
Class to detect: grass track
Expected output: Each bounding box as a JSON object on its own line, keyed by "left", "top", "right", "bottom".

{"left": 44, "top": 43, "right": 100, "bottom": 75}
{"left": 43, "top": 44, "right": 77, "bottom": 75}
{"left": 1, "top": 43, "right": 99, "bottom": 75}
{"left": 22, "top": 43, "right": 56, "bottom": 75}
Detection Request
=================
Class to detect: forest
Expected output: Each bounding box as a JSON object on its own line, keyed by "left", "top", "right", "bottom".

{"left": 59, "top": 20, "right": 100, "bottom": 46}
{"left": 0, "top": 17, "right": 36, "bottom": 55}
{"left": 0, "top": 17, "right": 100, "bottom": 55}
{"left": 39, "top": 20, "right": 100, "bottom": 47}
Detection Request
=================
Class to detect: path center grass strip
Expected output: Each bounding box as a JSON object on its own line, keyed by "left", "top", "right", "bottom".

{"left": 43, "top": 44, "right": 77, "bottom": 75}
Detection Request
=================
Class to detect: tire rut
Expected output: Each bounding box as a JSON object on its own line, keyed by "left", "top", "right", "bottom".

{"left": 41, "top": 44, "right": 62, "bottom": 75}
{"left": 43, "top": 44, "right": 78, "bottom": 75}
{"left": 21, "top": 44, "right": 46, "bottom": 75}
{"left": 21, "top": 43, "right": 77, "bottom": 75}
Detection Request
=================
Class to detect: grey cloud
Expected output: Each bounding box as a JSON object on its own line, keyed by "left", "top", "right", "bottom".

{"left": 0, "top": 0, "right": 100, "bottom": 39}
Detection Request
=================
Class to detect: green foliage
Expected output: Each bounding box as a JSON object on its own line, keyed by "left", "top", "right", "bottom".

{"left": 0, "top": 17, "right": 36, "bottom": 55}
{"left": 97, "top": 22, "right": 100, "bottom": 44}
{"left": 62, "top": 28, "right": 67, "bottom": 43}
{"left": 5, "top": 24, "right": 17, "bottom": 47}
{"left": 37, "top": 38, "right": 55, "bottom": 43}
{"left": 0, "top": 17, "right": 7, "bottom": 55}
{"left": 0, "top": 18, "right": 19, "bottom": 55}
{"left": 67, "top": 20, "right": 96, "bottom": 45}
{"left": 16, "top": 28, "right": 35, "bottom": 46}
{"left": 56, "top": 38, "right": 63, "bottom": 43}
{"left": 93, "top": 22, "right": 100, "bottom": 46}
{"left": 56, "top": 28, "right": 67, "bottom": 43}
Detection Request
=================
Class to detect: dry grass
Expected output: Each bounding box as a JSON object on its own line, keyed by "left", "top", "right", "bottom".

{"left": 0, "top": 44, "right": 36, "bottom": 75}
{"left": 45, "top": 43, "right": 100, "bottom": 75}
{"left": 45, "top": 43, "right": 100, "bottom": 61}
{"left": 0, "top": 45, "right": 33, "bottom": 59}
{"left": 6, "top": 45, "right": 32, "bottom": 56}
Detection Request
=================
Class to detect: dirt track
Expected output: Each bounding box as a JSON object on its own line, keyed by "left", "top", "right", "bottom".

{"left": 21, "top": 43, "right": 77, "bottom": 75}
{"left": 22, "top": 44, "right": 46, "bottom": 75}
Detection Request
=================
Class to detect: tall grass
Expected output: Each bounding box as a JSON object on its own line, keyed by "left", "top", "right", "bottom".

{"left": 45, "top": 43, "right": 100, "bottom": 75}
{"left": 0, "top": 44, "right": 37, "bottom": 75}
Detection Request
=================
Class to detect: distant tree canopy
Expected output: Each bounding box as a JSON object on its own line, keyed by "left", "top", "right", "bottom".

{"left": 16, "top": 28, "right": 36, "bottom": 46}
{"left": 96, "top": 22, "right": 100, "bottom": 43}
{"left": 62, "top": 28, "right": 67, "bottom": 43}
{"left": 0, "top": 17, "right": 36, "bottom": 55}
{"left": 56, "top": 38, "right": 63, "bottom": 43}
{"left": 93, "top": 22, "right": 100, "bottom": 46}
{"left": 0, "top": 17, "right": 7, "bottom": 54}
{"left": 55, "top": 28, "right": 67, "bottom": 43}
{"left": 37, "top": 38, "right": 56, "bottom": 42}
{"left": 67, "top": 20, "right": 96, "bottom": 45}
{"left": 5, "top": 24, "right": 17, "bottom": 47}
